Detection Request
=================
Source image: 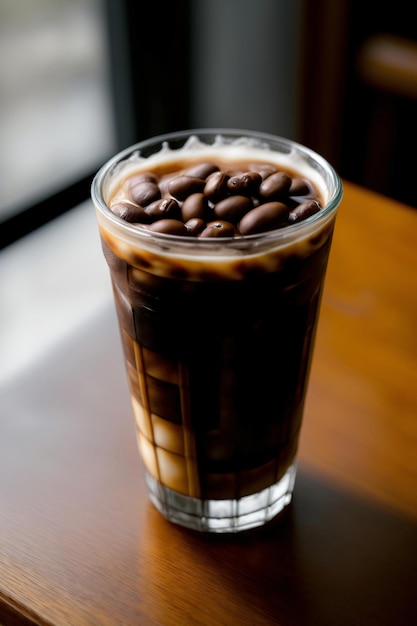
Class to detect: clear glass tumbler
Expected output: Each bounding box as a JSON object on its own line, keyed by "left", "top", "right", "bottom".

{"left": 91, "top": 129, "right": 343, "bottom": 532}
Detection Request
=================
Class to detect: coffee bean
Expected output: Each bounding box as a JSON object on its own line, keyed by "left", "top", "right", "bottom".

{"left": 289, "top": 177, "right": 313, "bottom": 197}
{"left": 112, "top": 159, "right": 324, "bottom": 238}
{"left": 288, "top": 200, "right": 321, "bottom": 223}
{"left": 185, "top": 217, "right": 206, "bottom": 236}
{"left": 127, "top": 172, "right": 158, "bottom": 186}
{"left": 183, "top": 162, "right": 219, "bottom": 179}
{"left": 145, "top": 198, "right": 180, "bottom": 221}
{"left": 213, "top": 195, "right": 253, "bottom": 223}
{"left": 259, "top": 172, "right": 292, "bottom": 199}
{"left": 168, "top": 176, "right": 206, "bottom": 200}
{"left": 238, "top": 202, "right": 289, "bottom": 235}
{"left": 249, "top": 163, "right": 277, "bottom": 180}
{"left": 227, "top": 171, "right": 262, "bottom": 196}
{"left": 149, "top": 219, "right": 189, "bottom": 236}
{"left": 130, "top": 181, "right": 161, "bottom": 206}
{"left": 111, "top": 202, "right": 151, "bottom": 223}
{"left": 199, "top": 221, "right": 236, "bottom": 238}
{"left": 204, "top": 171, "right": 230, "bottom": 202}
{"left": 181, "top": 193, "right": 208, "bottom": 221}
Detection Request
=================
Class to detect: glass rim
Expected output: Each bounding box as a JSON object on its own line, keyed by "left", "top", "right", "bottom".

{"left": 91, "top": 127, "right": 343, "bottom": 246}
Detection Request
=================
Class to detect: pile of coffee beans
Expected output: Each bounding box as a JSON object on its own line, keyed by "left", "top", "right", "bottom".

{"left": 110, "top": 161, "right": 322, "bottom": 238}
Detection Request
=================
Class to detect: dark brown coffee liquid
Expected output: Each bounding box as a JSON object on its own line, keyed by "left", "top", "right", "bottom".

{"left": 102, "top": 219, "right": 332, "bottom": 500}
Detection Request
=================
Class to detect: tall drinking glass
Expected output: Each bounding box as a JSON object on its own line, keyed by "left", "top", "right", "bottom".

{"left": 91, "top": 129, "right": 342, "bottom": 533}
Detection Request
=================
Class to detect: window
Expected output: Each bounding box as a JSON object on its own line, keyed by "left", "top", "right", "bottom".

{"left": 0, "top": 0, "right": 117, "bottom": 246}
{"left": 0, "top": 0, "right": 194, "bottom": 249}
{"left": 0, "top": 0, "right": 302, "bottom": 247}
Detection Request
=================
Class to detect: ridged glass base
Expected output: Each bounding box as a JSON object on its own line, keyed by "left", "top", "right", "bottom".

{"left": 146, "top": 463, "right": 297, "bottom": 533}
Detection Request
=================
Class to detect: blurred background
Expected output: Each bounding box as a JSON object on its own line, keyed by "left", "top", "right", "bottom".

{"left": 0, "top": 0, "right": 416, "bottom": 380}
{"left": 1, "top": 0, "right": 416, "bottom": 245}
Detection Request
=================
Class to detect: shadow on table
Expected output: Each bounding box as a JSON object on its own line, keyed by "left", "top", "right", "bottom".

{"left": 146, "top": 467, "right": 417, "bottom": 626}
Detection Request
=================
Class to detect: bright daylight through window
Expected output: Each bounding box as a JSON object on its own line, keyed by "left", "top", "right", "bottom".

{"left": 0, "top": 0, "right": 115, "bottom": 221}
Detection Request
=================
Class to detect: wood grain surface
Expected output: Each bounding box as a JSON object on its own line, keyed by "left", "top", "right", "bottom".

{"left": 1, "top": 181, "right": 416, "bottom": 625}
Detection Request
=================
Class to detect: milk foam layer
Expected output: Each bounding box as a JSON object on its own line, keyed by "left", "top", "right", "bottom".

{"left": 96, "top": 134, "right": 338, "bottom": 281}
{"left": 104, "top": 135, "right": 329, "bottom": 203}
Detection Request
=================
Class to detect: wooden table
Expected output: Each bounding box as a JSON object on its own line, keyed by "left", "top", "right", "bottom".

{"left": 1, "top": 181, "right": 416, "bottom": 625}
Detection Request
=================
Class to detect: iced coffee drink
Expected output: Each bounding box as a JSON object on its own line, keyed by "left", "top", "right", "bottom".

{"left": 91, "top": 130, "right": 342, "bottom": 532}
